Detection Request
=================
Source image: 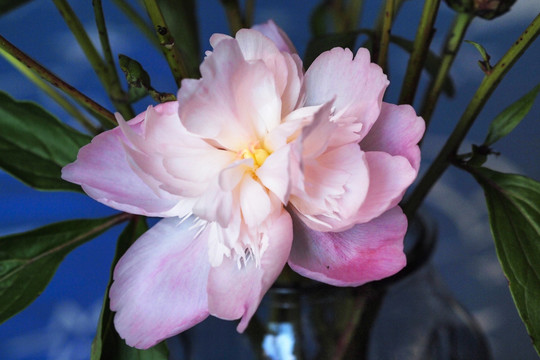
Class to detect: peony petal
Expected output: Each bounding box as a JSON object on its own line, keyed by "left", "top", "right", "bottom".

{"left": 354, "top": 151, "right": 416, "bottom": 223}
{"left": 207, "top": 209, "right": 293, "bottom": 331}
{"left": 361, "top": 102, "right": 424, "bottom": 171}
{"left": 110, "top": 217, "right": 210, "bottom": 349}
{"left": 304, "top": 47, "right": 389, "bottom": 140}
{"left": 61, "top": 115, "right": 182, "bottom": 217}
{"left": 240, "top": 175, "right": 272, "bottom": 228}
{"left": 256, "top": 144, "right": 292, "bottom": 204}
{"left": 288, "top": 207, "right": 407, "bottom": 286}
{"left": 251, "top": 20, "right": 297, "bottom": 54}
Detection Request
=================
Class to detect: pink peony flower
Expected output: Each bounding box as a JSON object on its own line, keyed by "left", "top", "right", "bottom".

{"left": 62, "top": 20, "right": 424, "bottom": 349}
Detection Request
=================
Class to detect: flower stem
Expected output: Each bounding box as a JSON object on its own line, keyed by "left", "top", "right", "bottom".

{"left": 219, "top": 0, "right": 245, "bottom": 34}
{"left": 420, "top": 11, "right": 474, "bottom": 127}
{"left": 143, "top": 0, "right": 190, "bottom": 86}
{"left": 111, "top": 0, "right": 161, "bottom": 50}
{"left": 245, "top": 0, "right": 256, "bottom": 27}
{"left": 0, "top": 46, "right": 99, "bottom": 134}
{"left": 0, "top": 34, "right": 116, "bottom": 127}
{"left": 403, "top": 13, "right": 540, "bottom": 219}
{"left": 398, "top": 0, "right": 442, "bottom": 105}
{"left": 52, "top": 0, "right": 134, "bottom": 119}
{"left": 375, "top": 0, "right": 395, "bottom": 72}
{"left": 92, "top": 0, "right": 134, "bottom": 119}
{"left": 346, "top": 0, "right": 364, "bottom": 30}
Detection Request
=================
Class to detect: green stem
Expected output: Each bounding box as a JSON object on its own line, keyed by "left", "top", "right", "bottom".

{"left": 245, "top": 0, "right": 256, "bottom": 27}
{"left": 420, "top": 11, "right": 474, "bottom": 127}
{"left": 143, "top": 0, "right": 189, "bottom": 86}
{"left": 346, "top": 0, "right": 364, "bottom": 31}
{"left": 92, "top": 0, "right": 135, "bottom": 119}
{"left": 403, "top": 13, "right": 540, "bottom": 219}
{"left": 376, "top": 0, "right": 395, "bottom": 72}
{"left": 398, "top": 0, "right": 442, "bottom": 105}
{"left": 52, "top": 0, "right": 134, "bottom": 119}
{"left": 0, "top": 47, "right": 99, "bottom": 134}
{"left": 0, "top": 34, "right": 116, "bottom": 127}
{"left": 220, "top": 0, "right": 245, "bottom": 34}
{"left": 111, "top": 0, "right": 161, "bottom": 50}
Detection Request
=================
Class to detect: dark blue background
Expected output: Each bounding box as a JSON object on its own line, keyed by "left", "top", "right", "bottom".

{"left": 0, "top": 1, "right": 539, "bottom": 359}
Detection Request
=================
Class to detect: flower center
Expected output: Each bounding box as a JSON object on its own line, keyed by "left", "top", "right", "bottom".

{"left": 240, "top": 142, "right": 270, "bottom": 168}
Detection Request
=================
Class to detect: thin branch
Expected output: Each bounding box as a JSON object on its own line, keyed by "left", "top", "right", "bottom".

{"left": 220, "top": 0, "right": 245, "bottom": 34}
{"left": 0, "top": 34, "right": 116, "bottom": 127}
{"left": 0, "top": 47, "right": 99, "bottom": 134}
{"left": 398, "top": 0, "right": 442, "bottom": 105}
{"left": 143, "top": 0, "right": 190, "bottom": 86}
{"left": 403, "top": 13, "right": 540, "bottom": 219}
{"left": 111, "top": 0, "right": 161, "bottom": 50}
{"left": 420, "top": 11, "right": 474, "bottom": 127}
{"left": 376, "top": 0, "right": 395, "bottom": 72}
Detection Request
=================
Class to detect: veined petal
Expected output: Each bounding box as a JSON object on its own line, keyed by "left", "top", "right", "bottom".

{"left": 110, "top": 217, "right": 210, "bottom": 349}
{"left": 207, "top": 209, "right": 293, "bottom": 331}
{"left": 361, "top": 102, "right": 424, "bottom": 171}
{"left": 304, "top": 47, "right": 389, "bottom": 140}
{"left": 288, "top": 207, "right": 407, "bottom": 286}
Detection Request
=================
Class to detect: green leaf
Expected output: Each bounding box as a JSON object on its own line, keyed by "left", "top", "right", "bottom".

{"left": 0, "top": 91, "right": 91, "bottom": 191}
{"left": 470, "top": 167, "right": 540, "bottom": 356}
{"left": 0, "top": 214, "right": 128, "bottom": 324}
{"left": 92, "top": 216, "right": 169, "bottom": 360}
{"left": 484, "top": 83, "right": 540, "bottom": 146}
{"left": 0, "top": 0, "right": 33, "bottom": 15}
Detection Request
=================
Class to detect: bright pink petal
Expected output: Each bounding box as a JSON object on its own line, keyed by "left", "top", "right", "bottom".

{"left": 304, "top": 47, "right": 389, "bottom": 139}
{"left": 61, "top": 115, "right": 181, "bottom": 217}
{"left": 361, "top": 103, "right": 424, "bottom": 171}
{"left": 354, "top": 151, "right": 416, "bottom": 223}
{"left": 288, "top": 207, "right": 407, "bottom": 286}
{"left": 251, "top": 20, "right": 297, "bottom": 54}
{"left": 207, "top": 210, "right": 293, "bottom": 332}
{"left": 110, "top": 217, "right": 210, "bottom": 349}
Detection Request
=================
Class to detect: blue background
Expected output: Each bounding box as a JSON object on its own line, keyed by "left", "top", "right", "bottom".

{"left": 0, "top": 1, "right": 539, "bottom": 359}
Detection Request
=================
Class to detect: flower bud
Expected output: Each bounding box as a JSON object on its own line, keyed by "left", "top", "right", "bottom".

{"left": 444, "top": 0, "right": 517, "bottom": 20}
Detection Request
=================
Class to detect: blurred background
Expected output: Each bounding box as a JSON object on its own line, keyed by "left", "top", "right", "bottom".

{"left": 0, "top": 0, "right": 539, "bottom": 359}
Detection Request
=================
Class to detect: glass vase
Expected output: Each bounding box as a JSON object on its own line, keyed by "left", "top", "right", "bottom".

{"left": 168, "top": 216, "right": 491, "bottom": 359}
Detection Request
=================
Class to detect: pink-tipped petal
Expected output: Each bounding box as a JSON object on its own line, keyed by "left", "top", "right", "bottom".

{"left": 110, "top": 217, "right": 211, "bottom": 349}
{"left": 288, "top": 207, "right": 407, "bottom": 286}
{"left": 207, "top": 210, "right": 293, "bottom": 331}
{"left": 361, "top": 103, "right": 424, "bottom": 171}
{"left": 304, "top": 47, "right": 389, "bottom": 139}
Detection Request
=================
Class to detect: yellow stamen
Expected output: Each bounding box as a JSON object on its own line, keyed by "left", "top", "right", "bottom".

{"left": 240, "top": 143, "right": 270, "bottom": 168}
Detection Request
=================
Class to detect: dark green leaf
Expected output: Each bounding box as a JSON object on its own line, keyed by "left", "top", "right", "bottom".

{"left": 484, "top": 83, "right": 540, "bottom": 146}
{"left": 0, "top": 215, "right": 128, "bottom": 324}
{"left": 0, "top": 91, "right": 91, "bottom": 191}
{"left": 92, "top": 216, "right": 169, "bottom": 360}
{"left": 0, "top": 0, "right": 33, "bottom": 15}
{"left": 470, "top": 167, "right": 540, "bottom": 356}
